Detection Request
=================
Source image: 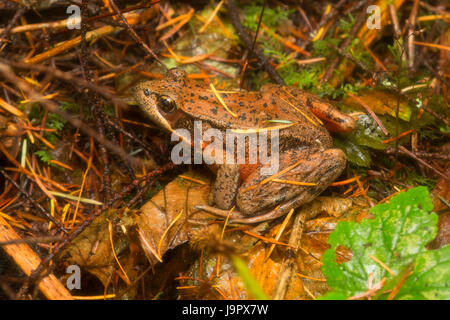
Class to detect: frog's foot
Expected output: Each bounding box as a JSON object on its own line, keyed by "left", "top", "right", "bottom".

{"left": 195, "top": 190, "right": 320, "bottom": 224}
{"left": 194, "top": 204, "right": 286, "bottom": 224}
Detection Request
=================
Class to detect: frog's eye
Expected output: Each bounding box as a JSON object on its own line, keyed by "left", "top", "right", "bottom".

{"left": 143, "top": 88, "right": 150, "bottom": 96}
{"left": 158, "top": 95, "right": 177, "bottom": 113}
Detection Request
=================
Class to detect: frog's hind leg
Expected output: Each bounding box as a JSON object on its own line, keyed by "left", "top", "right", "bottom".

{"left": 196, "top": 148, "right": 347, "bottom": 224}
{"left": 283, "top": 87, "right": 356, "bottom": 133}
{"left": 236, "top": 148, "right": 346, "bottom": 215}
{"left": 261, "top": 84, "right": 356, "bottom": 133}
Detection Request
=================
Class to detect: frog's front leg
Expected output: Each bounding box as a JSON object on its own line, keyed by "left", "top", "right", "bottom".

{"left": 211, "top": 164, "right": 240, "bottom": 210}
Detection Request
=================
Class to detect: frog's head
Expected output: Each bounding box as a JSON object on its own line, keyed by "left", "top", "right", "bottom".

{"left": 133, "top": 68, "right": 187, "bottom": 132}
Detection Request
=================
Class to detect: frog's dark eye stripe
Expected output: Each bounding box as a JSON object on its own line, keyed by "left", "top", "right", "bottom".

{"left": 158, "top": 95, "right": 177, "bottom": 113}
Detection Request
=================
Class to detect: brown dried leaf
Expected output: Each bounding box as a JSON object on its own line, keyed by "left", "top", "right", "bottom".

{"left": 180, "top": 196, "right": 369, "bottom": 300}
{"left": 136, "top": 170, "right": 215, "bottom": 266}
{"left": 61, "top": 209, "right": 136, "bottom": 287}
{"left": 343, "top": 89, "right": 411, "bottom": 121}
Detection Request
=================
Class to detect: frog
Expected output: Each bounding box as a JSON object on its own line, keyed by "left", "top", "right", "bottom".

{"left": 133, "top": 68, "right": 356, "bottom": 224}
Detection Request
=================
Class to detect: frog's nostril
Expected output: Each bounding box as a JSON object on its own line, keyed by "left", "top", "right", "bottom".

{"left": 143, "top": 88, "right": 150, "bottom": 96}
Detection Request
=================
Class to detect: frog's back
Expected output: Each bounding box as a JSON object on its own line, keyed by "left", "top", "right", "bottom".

{"left": 181, "top": 80, "right": 332, "bottom": 148}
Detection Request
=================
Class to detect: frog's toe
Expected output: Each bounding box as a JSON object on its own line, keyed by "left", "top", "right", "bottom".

{"left": 194, "top": 205, "right": 244, "bottom": 220}
{"left": 194, "top": 204, "right": 283, "bottom": 224}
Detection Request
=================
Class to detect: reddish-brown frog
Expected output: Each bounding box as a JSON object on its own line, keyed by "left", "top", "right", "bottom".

{"left": 134, "top": 68, "right": 355, "bottom": 223}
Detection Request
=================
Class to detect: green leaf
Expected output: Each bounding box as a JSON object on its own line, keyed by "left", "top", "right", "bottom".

{"left": 317, "top": 292, "right": 348, "bottom": 300}
{"left": 35, "top": 149, "right": 53, "bottom": 164}
{"left": 338, "top": 13, "right": 355, "bottom": 34}
{"left": 333, "top": 136, "right": 372, "bottom": 167}
{"left": 243, "top": 2, "right": 294, "bottom": 31}
{"left": 395, "top": 245, "right": 450, "bottom": 300}
{"left": 47, "top": 112, "right": 66, "bottom": 132}
{"left": 321, "top": 187, "right": 442, "bottom": 299}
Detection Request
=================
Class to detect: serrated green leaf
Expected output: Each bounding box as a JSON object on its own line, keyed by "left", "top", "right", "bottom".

{"left": 317, "top": 291, "right": 347, "bottom": 300}
{"left": 321, "top": 187, "right": 440, "bottom": 299}
{"left": 395, "top": 245, "right": 450, "bottom": 300}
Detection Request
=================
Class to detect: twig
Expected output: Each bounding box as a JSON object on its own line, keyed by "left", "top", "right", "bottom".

{"left": 0, "top": 166, "right": 68, "bottom": 234}
{"left": 273, "top": 209, "right": 307, "bottom": 300}
{"left": 422, "top": 53, "right": 450, "bottom": 88}
{"left": 314, "top": 0, "right": 346, "bottom": 39}
{"left": 0, "top": 7, "right": 26, "bottom": 39}
{"left": 0, "top": 236, "right": 63, "bottom": 246}
{"left": 297, "top": 6, "right": 313, "bottom": 32}
{"left": 0, "top": 58, "right": 128, "bottom": 108}
{"left": 81, "top": 0, "right": 112, "bottom": 201}
{"left": 412, "top": 151, "right": 450, "bottom": 161}
{"left": 421, "top": 105, "right": 450, "bottom": 126}
{"left": 239, "top": 0, "right": 266, "bottom": 87}
{"left": 23, "top": 162, "right": 176, "bottom": 295}
{"left": 389, "top": 4, "right": 408, "bottom": 64}
{"left": 0, "top": 215, "right": 73, "bottom": 300}
{"left": 385, "top": 146, "right": 450, "bottom": 182}
{"left": 108, "top": 0, "right": 168, "bottom": 72}
{"left": 87, "top": 1, "right": 162, "bottom": 24}
{"left": 0, "top": 62, "right": 140, "bottom": 167}
{"left": 348, "top": 277, "right": 386, "bottom": 300}
{"left": 105, "top": 116, "right": 166, "bottom": 164}
{"left": 407, "top": 0, "right": 420, "bottom": 69}
{"left": 225, "top": 0, "right": 285, "bottom": 85}
{"left": 330, "top": 43, "right": 375, "bottom": 77}
{"left": 321, "top": 2, "right": 370, "bottom": 83}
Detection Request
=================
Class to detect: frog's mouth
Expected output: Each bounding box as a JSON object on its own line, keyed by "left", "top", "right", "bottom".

{"left": 143, "top": 103, "right": 173, "bottom": 132}
{"left": 133, "top": 84, "right": 174, "bottom": 132}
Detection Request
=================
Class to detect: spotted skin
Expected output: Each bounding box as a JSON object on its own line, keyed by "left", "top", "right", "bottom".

{"left": 133, "top": 68, "right": 356, "bottom": 221}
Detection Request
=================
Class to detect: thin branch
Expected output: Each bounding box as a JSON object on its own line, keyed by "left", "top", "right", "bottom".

{"left": 0, "top": 166, "right": 68, "bottom": 234}
{"left": 0, "top": 62, "right": 140, "bottom": 167}
{"left": 0, "top": 7, "right": 26, "bottom": 39}
{"left": 226, "top": 0, "right": 285, "bottom": 85}
{"left": 407, "top": 0, "right": 420, "bottom": 69}
{"left": 386, "top": 146, "right": 450, "bottom": 182}
{"left": 24, "top": 162, "right": 176, "bottom": 294}
{"left": 108, "top": 0, "right": 168, "bottom": 72}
